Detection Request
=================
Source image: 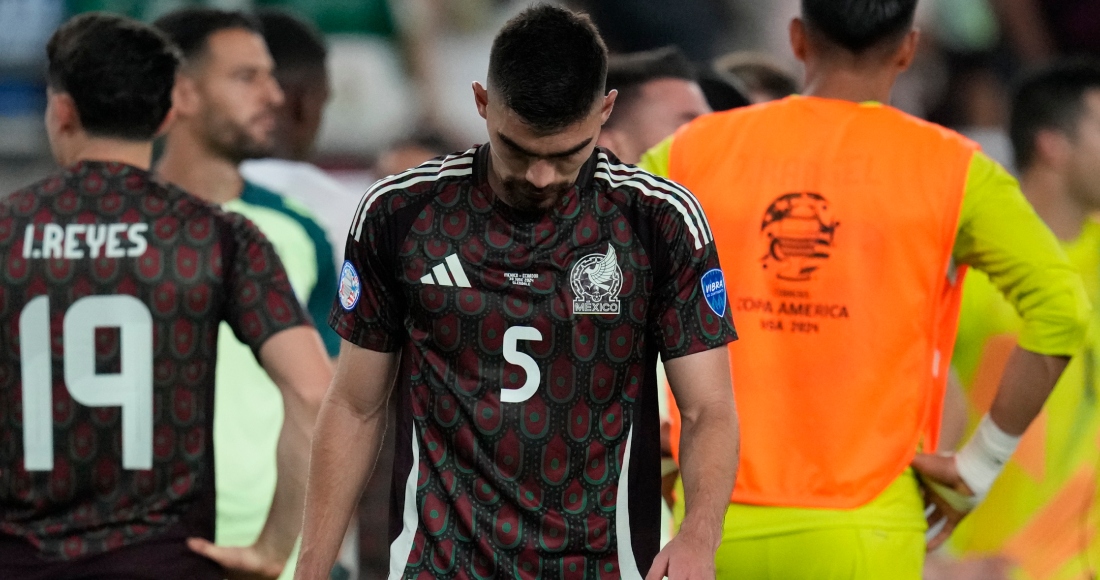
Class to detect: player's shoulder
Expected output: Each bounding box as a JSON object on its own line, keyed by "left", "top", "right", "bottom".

{"left": 353, "top": 147, "right": 478, "bottom": 222}
{"left": 592, "top": 148, "right": 713, "bottom": 249}
{"left": 881, "top": 106, "right": 980, "bottom": 152}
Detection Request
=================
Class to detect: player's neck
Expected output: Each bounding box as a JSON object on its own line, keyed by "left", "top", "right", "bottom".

{"left": 802, "top": 64, "right": 897, "bottom": 105}
{"left": 1021, "top": 167, "right": 1087, "bottom": 241}
{"left": 156, "top": 130, "right": 244, "bottom": 205}
{"left": 60, "top": 137, "right": 153, "bottom": 171}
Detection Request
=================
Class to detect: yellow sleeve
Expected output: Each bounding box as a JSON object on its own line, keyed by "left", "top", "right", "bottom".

{"left": 953, "top": 151, "right": 1091, "bottom": 356}
{"left": 637, "top": 136, "right": 675, "bottom": 178}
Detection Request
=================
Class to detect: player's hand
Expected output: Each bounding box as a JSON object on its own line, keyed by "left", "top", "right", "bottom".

{"left": 644, "top": 530, "right": 717, "bottom": 580}
{"left": 912, "top": 452, "right": 976, "bottom": 551}
{"left": 187, "top": 537, "right": 286, "bottom": 580}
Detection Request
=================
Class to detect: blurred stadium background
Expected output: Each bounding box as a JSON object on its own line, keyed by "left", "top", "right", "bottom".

{"left": 6, "top": 0, "right": 1093, "bottom": 194}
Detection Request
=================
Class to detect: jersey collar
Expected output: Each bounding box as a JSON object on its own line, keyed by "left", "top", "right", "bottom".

{"left": 472, "top": 143, "right": 600, "bottom": 193}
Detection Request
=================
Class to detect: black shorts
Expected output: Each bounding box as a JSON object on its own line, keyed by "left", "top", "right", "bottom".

{"left": 0, "top": 522, "right": 223, "bottom": 580}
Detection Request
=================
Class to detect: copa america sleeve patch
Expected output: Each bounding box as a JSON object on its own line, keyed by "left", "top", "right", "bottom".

{"left": 338, "top": 260, "right": 361, "bottom": 311}
{"left": 701, "top": 269, "right": 727, "bottom": 317}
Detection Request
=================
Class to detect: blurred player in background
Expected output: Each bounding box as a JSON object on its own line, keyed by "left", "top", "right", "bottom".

{"left": 152, "top": 9, "right": 336, "bottom": 579}
{"left": 295, "top": 5, "right": 740, "bottom": 579}
{"left": 597, "top": 46, "right": 714, "bottom": 165}
{"left": 930, "top": 59, "right": 1100, "bottom": 580}
{"left": 0, "top": 12, "right": 329, "bottom": 579}
{"left": 236, "top": 10, "right": 365, "bottom": 578}
{"left": 641, "top": 0, "right": 1090, "bottom": 577}
{"left": 240, "top": 9, "right": 362, "bottom": 269}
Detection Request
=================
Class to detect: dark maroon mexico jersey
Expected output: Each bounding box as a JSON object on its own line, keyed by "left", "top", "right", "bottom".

{"left": 330, "top": 146, "right": 737, "bottom": 579}
{"left": 0, "top": 162, "right": 306, "bottom": 572}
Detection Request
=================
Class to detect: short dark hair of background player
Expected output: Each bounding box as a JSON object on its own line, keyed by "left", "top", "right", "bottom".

{"left": 801, "top": 0, "right": 917, "bottom": 54}
{"left": 1011, "top": 59, "right": 1100, "bottom": 171}
{"left": 605, "top": 46, "right": 697, "bottom": 129}
{"left": 487, "top": 4, "right": 608, "bottom": 133}
{"left": 46, "top": 12, "right": 179, "bottom": 141}
{"left": 256, "top": 8, "right": 326, "bottom": 80}
{"left": 154, "top": 7, "right": 261, "bottom": 63}
{"left": 255, "top": 8, "right": 329, "bottom": 161}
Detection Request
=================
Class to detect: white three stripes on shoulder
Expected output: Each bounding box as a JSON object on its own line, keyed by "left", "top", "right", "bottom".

{"left": 420, "top": 254, "right": 472, "bottom": 288}
{"left": 593, "top": 153, "right": 713, "bottom": 250}
{"left": 352, "top": 148, "right": 477, "bottom": 241}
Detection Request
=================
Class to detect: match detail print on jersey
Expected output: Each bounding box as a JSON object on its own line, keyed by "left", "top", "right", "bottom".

{"left": 331, "top": 145, "right": 735, "bottom": 579}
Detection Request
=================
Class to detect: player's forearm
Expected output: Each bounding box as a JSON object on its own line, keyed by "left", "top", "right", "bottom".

{"left": 675, "top": 395, "right": 739, "bottom": 550}
{"left": 988, "top": 347, "right": 1069, "bottom": 435}
{"left": 294, "top": 393, "right": 388, "bottom": 579}
{"left": 253, "top": 388, "right": 319, "bottom": 566}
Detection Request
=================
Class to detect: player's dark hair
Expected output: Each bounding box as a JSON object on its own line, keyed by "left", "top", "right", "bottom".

{"left": 488, "top": 4, "right": 608, "bottom": 133}
{"left": 46, "top": 12, "right": 180, "bottom": 141}
{"left": 255, "top": 8, "right": 327, "bottom": 76}
{"left": 153, "top": 7, "right": 261, "bottom": 63}
{"left": 604, "top": 47, "right": 696, "bottom": 128}
{"left": 801, "top": 0, "right": 917, "bottom": 54}
{"left": 714, "top": 52, "right": 800, "bottom": 101}
{"left": 1011, "top": 59, "right": 1100, "bottom": 171}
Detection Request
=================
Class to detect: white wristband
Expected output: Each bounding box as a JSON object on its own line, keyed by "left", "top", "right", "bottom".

{"left": 955, "top": 414, "right": 1020, "bottom": 502}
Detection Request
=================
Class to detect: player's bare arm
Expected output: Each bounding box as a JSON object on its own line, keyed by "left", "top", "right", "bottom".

{"left": 647, "top": 347, "right": 738, "bottom": 580}
{"left": 188, "top": 326, "right": 332, "bottom": 578}
{"left": 294, "top": 342, "right": 401, "bottom": 579}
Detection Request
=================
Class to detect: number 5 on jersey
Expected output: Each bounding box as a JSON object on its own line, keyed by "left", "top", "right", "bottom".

{"left": 502, "top": 326, "right": 543, "bottom": 403}
{"left": 19, "top": 295, "right": 154, "bottom": 471}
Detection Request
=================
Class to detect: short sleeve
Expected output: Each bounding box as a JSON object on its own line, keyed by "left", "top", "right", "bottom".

{"left": 649, "top": 207, "right": 738, "bottom": 360}
{"left": 328, "top": 213, "right": 406, "bottom": 352}
{"left": 222, "top": 215, "right": 310, "bottom": 356}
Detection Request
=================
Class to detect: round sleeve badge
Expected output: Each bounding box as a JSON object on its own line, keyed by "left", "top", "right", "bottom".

{"left": 338, "top": 260, "right": 361, "bottom": 311}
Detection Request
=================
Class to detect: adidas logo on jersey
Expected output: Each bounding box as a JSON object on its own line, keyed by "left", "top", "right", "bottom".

{"left": 420, "top": 254, "right": 472, "bottom": 287}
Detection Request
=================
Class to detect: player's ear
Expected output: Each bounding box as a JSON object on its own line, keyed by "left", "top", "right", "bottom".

{"left": 600, "top": 89, "right": 618, "bottom": 125}
{"left": 1035, "top": 128, "right": 1072, "bottom": 169}
{"left": 790, "top": 18, "right": 809, "bottom": 62}
{"left": 171, "top": 72, "right": 200, "bottom": 117}
{"left": 473, "top": 81, "right": 489, "bottom": 120}
{"left": 47, "top": 90, "right": 81, "bottom": 137}
{"left": 893, "top": 29, "right": 921, "bottom": 71}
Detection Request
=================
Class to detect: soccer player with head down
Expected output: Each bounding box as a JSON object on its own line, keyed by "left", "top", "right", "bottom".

{"left": 641, "top": 0, "right": 1090, "bottom": 577}
{"left": 0, "top": 12, "right": 330, "bottom": 580}
{"left": 295, "top": 5, "right": 740, "bottom": 580}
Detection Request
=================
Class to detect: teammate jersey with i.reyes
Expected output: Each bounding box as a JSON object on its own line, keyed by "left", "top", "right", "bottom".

{"left": 0, "top": 161, "right": 306, "bottom": 559}
{"left": 330, "top": 146, "right": 736, "bottom": 579}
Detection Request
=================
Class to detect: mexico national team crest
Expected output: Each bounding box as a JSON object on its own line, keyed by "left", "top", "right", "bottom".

{"left": 571, "top": 245, "right": 623, "bottom": 315}
{"left": 338, "top": 260, "right": 361, "bottom": 311}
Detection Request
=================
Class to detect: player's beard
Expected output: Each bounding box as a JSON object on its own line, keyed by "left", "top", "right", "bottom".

{"left": 499, "top": 177, "right": 571, "bottom": 213}
{"left": 201, "top": 107, "right": 277, "bottom": 164}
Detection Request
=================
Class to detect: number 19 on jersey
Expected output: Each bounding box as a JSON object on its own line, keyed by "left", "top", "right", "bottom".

{"left": 19, "top": 295, "right": 154, "bottom": 471}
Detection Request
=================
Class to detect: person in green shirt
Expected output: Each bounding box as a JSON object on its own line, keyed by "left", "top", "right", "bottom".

{"left": 928, "top": 59, "right": 1100, "bottom": 580}
{"left": 152, "top": 9, "right": 335, "bottom": 580}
